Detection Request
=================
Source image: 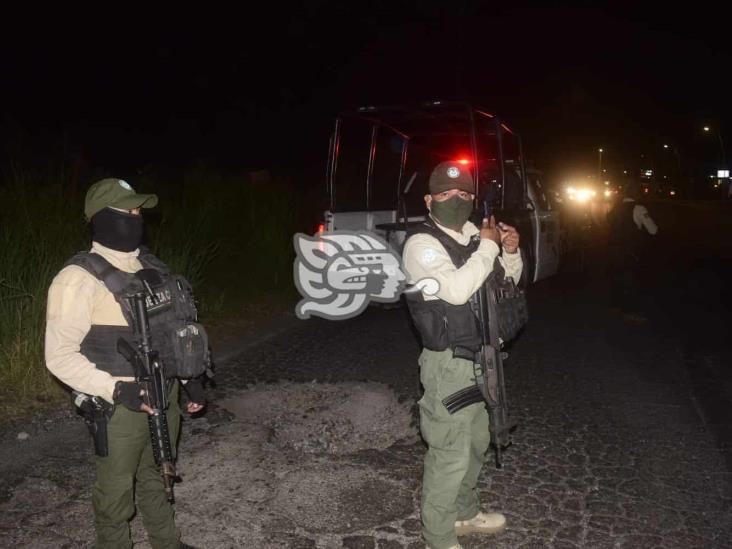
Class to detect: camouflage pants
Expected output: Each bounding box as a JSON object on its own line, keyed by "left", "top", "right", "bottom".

{"left": 92, "top": 381, "right": 181, "bottom": 549}
{"left": 418, "top": 349, "right": 491, "bottom": 549}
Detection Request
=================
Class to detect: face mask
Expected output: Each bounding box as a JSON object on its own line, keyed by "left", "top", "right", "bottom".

{"left": 91, "top": 208, "right": 144, "bottom": 252}
{"left": 430, "top": 195, "right": 474, "bottom": 231}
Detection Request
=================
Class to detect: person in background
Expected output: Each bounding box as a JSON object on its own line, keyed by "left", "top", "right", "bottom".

{"left": 606, "top": 179, "right": 658, "bottom": 322}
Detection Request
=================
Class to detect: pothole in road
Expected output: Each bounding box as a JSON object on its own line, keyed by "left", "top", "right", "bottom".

{"left": 273, "top": 464, "right": 414, "bottom": 533}
{"left": 220, "top": 381, "right": 417, "bottom": 455}
{"left": 0, "top": 382, "right": 420, "bottom": 548}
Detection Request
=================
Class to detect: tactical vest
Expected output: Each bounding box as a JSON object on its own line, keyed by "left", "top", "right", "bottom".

{"left": 405, "top": 218, "right": 483, "bottom": 352}
{"left": 608, "top": 200, "right": 640, "bottom": 242}
{"left": 67, "top": 248, "right": 208, "bottom": 379}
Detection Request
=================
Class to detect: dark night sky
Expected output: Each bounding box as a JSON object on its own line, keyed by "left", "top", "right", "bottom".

{"left": 1, "top": 2, "right": 730, "bottom": 183}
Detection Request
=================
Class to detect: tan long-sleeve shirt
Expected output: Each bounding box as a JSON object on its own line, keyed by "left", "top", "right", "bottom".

{"left": 403, "top": 217, "right": 523, "bottom": 305}
{"left": 45, "top": 242, "right": 142, "bottom": 403}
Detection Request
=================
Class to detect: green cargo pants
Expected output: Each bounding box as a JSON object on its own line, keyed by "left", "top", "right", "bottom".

{"left": 92, "top": 381, "right": 181, "bottom": 549}
{"left": 419, "top": 349, "right": 491, "bottom": 549}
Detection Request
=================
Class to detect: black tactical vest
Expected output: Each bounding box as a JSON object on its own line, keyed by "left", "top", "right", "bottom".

{"left": 67, "top": 248, "right": 208, "bottom": 379}
{"left": 608, "top": 200, "right": 639, "bottom": 242}
{"left": 405, "top": 218, "right": 483, "bottom": 352}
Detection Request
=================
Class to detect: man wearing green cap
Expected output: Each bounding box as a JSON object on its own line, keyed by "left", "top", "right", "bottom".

{"left": 45, "top": 178, "right": 204, "bottom": 549}
{"left": 403, "top": 161, "right": 522, "bottom": 549}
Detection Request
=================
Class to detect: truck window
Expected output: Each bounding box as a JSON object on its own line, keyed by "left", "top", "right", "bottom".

{"left": 371, "top": 128, "right": 404, "bottom": 211}
{"left": 401, "top": 133, "right": 473, "bottom": 217}
{"left": 529, "top": 175, "right": 550, "bottom": 211}
{"left": 333, "top": 117, "right": 371, "bottom": 211}
{"left": 503, "top": 165, "right": 525, "bottom": 211}
{"left": 501, "top": 132, "right": 525, "bottom": 211}
{"left": 475, "top": 114, "right": 500, "bottom": 213}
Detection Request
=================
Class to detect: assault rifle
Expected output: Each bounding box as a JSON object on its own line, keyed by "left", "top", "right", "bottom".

{"left": 450, "top": 278, "right": 516, "bottom": 468}
{"left": 117, "top": 290, "right": 179, "bottom": 502}
{"left": 448, "top": 206, "right": 517, "bottom": 468}
{"left": 472, "top": 274, "right": 516, "bottom": 466}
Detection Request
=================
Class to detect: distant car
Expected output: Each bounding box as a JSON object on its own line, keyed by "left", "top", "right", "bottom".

{"left": 565, "top": 184, "right": 597, "bottom": 204}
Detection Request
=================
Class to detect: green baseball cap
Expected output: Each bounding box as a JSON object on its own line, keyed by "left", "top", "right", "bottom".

{"left": 84, "top": 178, "right": 158, "bottom": 220}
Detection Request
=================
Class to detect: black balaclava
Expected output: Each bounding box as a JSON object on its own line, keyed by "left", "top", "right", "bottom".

{"left": 91, "top": 207, "right": 144, "bottom": 252}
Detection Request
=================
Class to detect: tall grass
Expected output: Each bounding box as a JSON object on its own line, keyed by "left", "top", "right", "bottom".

{"left": 0, "top": 163, "right": 305, "bottom": 418}
{"left": 0, "top": 168, "right": 88, "bottom": 409}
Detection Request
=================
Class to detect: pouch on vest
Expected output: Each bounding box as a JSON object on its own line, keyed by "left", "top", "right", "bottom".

{"left": 169, "top": 275, "right": 199, "bottom": 320}
{"left": 137, "top": 270, "right": 207, "bottom": 379}
{"left": 170, "top": 321, "right": 209, "bottom": 379}
{"left": 486, "top": 258, "right": 528, "bottom": 343}
{"left": 407, "top": 299, "right": 450, "bottom": 351}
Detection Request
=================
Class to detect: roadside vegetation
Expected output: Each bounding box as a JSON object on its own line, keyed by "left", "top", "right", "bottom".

{"left": 0, "top": 161, "right": 313, "bottom": 420}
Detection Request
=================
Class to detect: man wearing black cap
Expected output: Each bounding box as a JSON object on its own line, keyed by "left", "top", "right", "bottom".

{"left": 403, "top": 162, "right": 522, "bottom": 549}
{"left": 45, "top": 178, "right": 204, "bottom": 549}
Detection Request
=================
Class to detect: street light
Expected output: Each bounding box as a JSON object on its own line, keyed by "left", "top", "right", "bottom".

{"left": 598, "top": 148, "right": 603, "bottom": 177}
{"left": 703, "top": 125, "right": 726, "bottom": 165}
{"left": 662, "top": 143, "right": 682, "bottom": 171}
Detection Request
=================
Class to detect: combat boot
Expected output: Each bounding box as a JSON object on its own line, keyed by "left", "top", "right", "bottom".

{"left": 454, "top": 511, "right": 506, "bottom": 536}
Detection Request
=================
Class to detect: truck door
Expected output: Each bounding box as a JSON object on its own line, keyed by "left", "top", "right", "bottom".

{"left": 527, "top": 173, "right": 560, "bottom": 281}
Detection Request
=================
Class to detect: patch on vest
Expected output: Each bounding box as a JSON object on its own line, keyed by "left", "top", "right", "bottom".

{"left": 421, "top": 248, "right": 438, "bottom": 265}
{"left": 145, "top": 286, "right": 172, "bottom": 313}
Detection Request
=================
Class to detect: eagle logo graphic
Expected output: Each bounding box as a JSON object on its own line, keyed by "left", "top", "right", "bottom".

{"left": 293, "top": 231, "right": 439, "bottom": 320}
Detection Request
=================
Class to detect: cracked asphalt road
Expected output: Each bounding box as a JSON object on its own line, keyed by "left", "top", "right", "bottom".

{"left": 1, "top": 203, "right": 731, "bottom": 548}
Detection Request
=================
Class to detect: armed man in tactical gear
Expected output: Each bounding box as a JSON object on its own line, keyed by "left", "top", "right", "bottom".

{"left": 45, "top": 178, "right": 207, "bottom": 549}
{"left": 606, "top": 179, "right": 658, "bottom": 322}
{"left": 403, "top": 161, "right": 523, "bottom": 549}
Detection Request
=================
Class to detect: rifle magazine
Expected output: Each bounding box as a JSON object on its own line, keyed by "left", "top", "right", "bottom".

{"left": 442, "top": 385, "right": 484, "bottom": 414}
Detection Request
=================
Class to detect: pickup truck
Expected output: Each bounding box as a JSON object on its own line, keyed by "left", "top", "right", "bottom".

{"left": 320, "top": 101, "right": 562, "bottom": 285}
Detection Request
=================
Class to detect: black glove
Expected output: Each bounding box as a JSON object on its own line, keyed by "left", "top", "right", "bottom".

{"left": 183, "top": 378, "right": 205, "bottom": 405}
{"left": 113, "top": 381, "right": 146, "bottom": 411}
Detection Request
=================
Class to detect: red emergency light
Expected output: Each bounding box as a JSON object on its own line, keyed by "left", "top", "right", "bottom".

{"left": 456, "top": 158, "right": 471, "bottom": 165}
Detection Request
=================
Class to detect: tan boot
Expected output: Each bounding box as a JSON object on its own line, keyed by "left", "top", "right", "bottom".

{"left": 454, "top": 511, "right": 506, "bottom": 536}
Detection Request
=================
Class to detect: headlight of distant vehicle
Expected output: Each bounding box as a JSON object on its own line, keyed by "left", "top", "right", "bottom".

{"left": 566, "top": 187, "right": 596, "bottom": 203}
